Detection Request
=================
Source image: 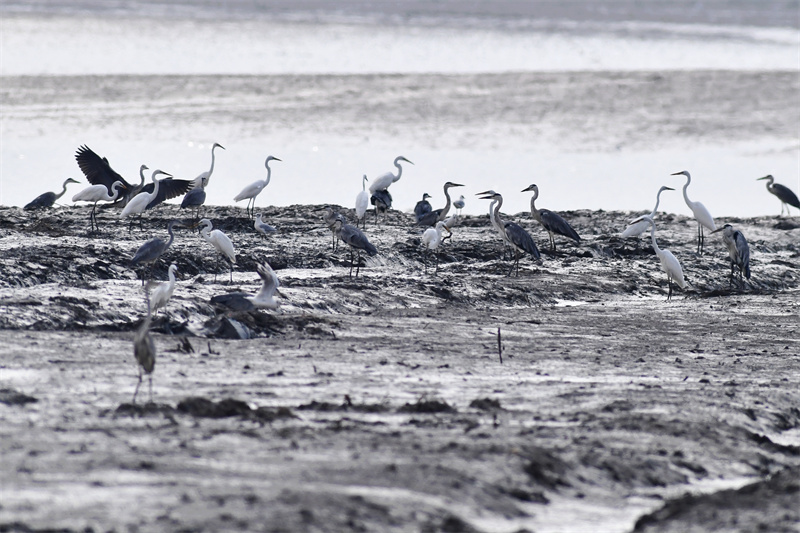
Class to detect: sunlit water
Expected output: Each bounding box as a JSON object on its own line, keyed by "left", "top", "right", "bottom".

{"left": 1, "top": 2, "right": 798, "bottom": 216}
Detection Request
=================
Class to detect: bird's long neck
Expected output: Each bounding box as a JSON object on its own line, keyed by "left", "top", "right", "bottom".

{"left": 393, "top": 160, "right": 403, "bottom": 182}
{"left": 362, "top": 177, "right": 367, "bottom": 191}
{"left": 493, "top": 196, "right": 505, "bottom": 227}
{"left": 682, "top": 174, "right": 692, "bottom": 205}
{"left": 264, "top": 161, "right": 273, "bottom": 187}
{"left": 647, "top": 221, "right": 662, "bottom": 255}
{"left": 138, "top": 167, "right": 146, "bottom": 187}
{"left": 650, "top": 189, "right": 664, "bottom": 217}
{"left": 529, "top": 189, "right": 540, "bottom": 218}
{"left": 442, "top": 186, "right": 452, "bottom": 215}
{"left": 209, "top": 146, "right": 218, "bottom": 176}
{"left": 168, "top": 267, "right": 176, "bottom": 285}
{"left": 110, "top": 182, "right": 123, "bottom": 201}
{"left": 165, "top": 224, "right": 176, "bottom": 248}
{"left": 55, "top": 180, "right": 71, "bottom": 200}
{"left": 200, "top": 223, "right": 212, "bottom": 240}
{"left": 151, "top": 174, "right": 161, "bottom": 197}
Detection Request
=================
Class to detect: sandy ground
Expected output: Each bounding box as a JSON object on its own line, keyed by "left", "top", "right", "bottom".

{"left": 0, "top": 202, "right": 798, "bottom": 532}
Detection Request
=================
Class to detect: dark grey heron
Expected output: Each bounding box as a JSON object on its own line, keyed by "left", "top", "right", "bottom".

{"left": 71, "top": 180, "right": 125, "bottom": 231}
{"left": 180, "top": 184, "right": 206, "bottom": 222}
{"left": 198, "top": 218, "right": 236, "bottom": 283}
{"left": 521, "top": 184, "right": 581, "bottom": 252}
{"left": 421, "top": 220, "right": 451, "bottom": 274}
{"left": 322, "top": 206, "right": 346, "bottom": 251}
{"left": 24, "top": 178, "right": 79, "bottom": 210}
{"left": 757, "top": 175, "right": 799, "bottom": 216}
{"left": 476, "top": 189, "right": 510, "bottom": 259}
{"left": 211, "top": 262, "right": 281, "bottom": 312}
{"left": 191, "top": 142, "right": 225, "bottom": 189}
{"left": 355, "top": 175, "right": 369, "bottom": 228}
{"left": 254, "top": 213, "right": 277, "bottom": 238}
{"left": 479, "top": 191, "right": 541, "bottom": 276}
{"left": 132, "top": 294, "right": 156, "bottom": 404}
{"left": 453, "top": 194, "right": 465, "bottom": 216}
{"left": 672, "top": 170, "right": 716, "bottom": 254}
{"left": 234, "top": 155, "right": 281, "bottom": 218}
{"left": 711, "top": 223, "right": 750, "bottom": 286}
{"left": 416, "top": 181, "right": 464, "bottom": 227}
{"left": 75, "top": 145, "right": 136, "bottom": 205}
{"left": 621, "top": 186, "right": 674, "bottom": 246}
{"left": 631, "top": 215, "right": 686, "bottom": 300}
{"left": 333, "top": 217, "right": 378, "bottom": 277}
{"left": 131, "top": 219, "right": 183, "bottom": 285}
{"left": 414, "top": 193, "right": 433, "bottom": 223}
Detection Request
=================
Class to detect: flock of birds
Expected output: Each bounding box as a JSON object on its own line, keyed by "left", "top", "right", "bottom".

{"left": 19, "top": 144, "right": 800, "bottom": 402}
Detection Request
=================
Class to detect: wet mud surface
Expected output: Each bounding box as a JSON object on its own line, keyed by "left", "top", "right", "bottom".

{"left": 1, "top": 205, "right": 799, "bottom": 532}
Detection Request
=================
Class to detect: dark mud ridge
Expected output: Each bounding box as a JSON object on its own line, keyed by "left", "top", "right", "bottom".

{"left": 1, "top": 204, "right": 799, "bottom": 533}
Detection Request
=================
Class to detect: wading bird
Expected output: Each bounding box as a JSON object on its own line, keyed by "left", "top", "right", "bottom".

{"left": 453, "top": 195, "right": 466, "bottom": 216}
{"left": 132, "top": 294, "right": 156, "bottom": 404}
{"left": 621, "top": 186, "right": 674, "bottom": 245}
{"left": 421, "top": 220, "right": 451, "bottom": 273}
{"left": 130, "top": 219, "right": 183, "bottom": 284}
{"left": 332, "top": 217, "right": 377, "bottom": 278}
{"left": 211, "top": 262, "right": 281, "bottom": 312}
{"left": 476, "top": 189, "right": 509, "bottom": 258}
{"left": 355, "top": 175, "right": 370, "bottom": 228}
{"left": 120, "top": 169, "right": 173, "bottom": 231}
{"left": 180, "top": 183, "right": 207, "bottom": 222}
{"left": 672, "top": 170, "right": 716, "bottom": 254}
{"left": 148, "top": 263, "right": 178, "bottom": 315}
{"left": 479, "top": 191, "right": 540, "bottom": 276}
{"left": 521, "top": 184, "right": 581, "bottom": 252}
{"left": 24, "top": 178, "right": 79, "bottom": 210}
{"left": 370, "top": 189, "right": 393, "bottom": 222}
{"left": 234, "top": 155, "right": 281, "bottom": 218}
{"left": 198, "top": 218, "right": 236, "bottom": 283}
{"left": 632, "top": 215, "right": 686, "bottom": 300}
{"left": 191, "top": 142, "right": 225, "bottom": 189}
{"left": 414, "top": 193, "right": 433, "bottom": 223}
{"left": 757, "top": 174, "right": 799, "bottom": 216}
{"left": 417, "top": 181, "right": 464, "bottom": 227}
{"left": 322, "top": 206, "right": 346, "bottom": 251}
{"left": 370, "top": 155, "right": 413, "bottom": 216}
{"left": 71, "top": 180, "right": 125, "bottom": 231}
{"left": 254, "top": 213, "right": 277, "bottom": 238}
{"left": 711, "top": 223, "right": 750, "bottom": 286}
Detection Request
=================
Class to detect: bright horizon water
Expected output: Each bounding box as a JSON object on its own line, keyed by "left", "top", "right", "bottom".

{"left": 1, "top": 3, "right": 799, "bottom": 217}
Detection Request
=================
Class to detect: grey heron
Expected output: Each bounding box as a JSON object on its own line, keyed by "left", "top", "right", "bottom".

{"left": 416, "top": 181, "right": 464, "bottom": 227}
{"left": 521, "top": 184, "right": 581, "bottom": 252}
{"left": 621, "top": 186, "right": 674, "bottom": 245}
{"left": 757, "top": 175, "right": 799, "bottom": 216}
{"left": 198, "top": 218, "right": 236, "bottom": 283}
{"left": 211, "top": 262, "right": 281, "bottom": 312}
{"left": 479, "top": 191, "right": 541, "bottom": 276}
{"left": 71, "top": 180, "right": 125, "bottom": 231}
{"left": 332, "top": 217, "right": 378, "bottom": 278}
{"left": 711, "top": 223, "right": 750, "bottom": 286}
{"left": 322, "top": 206, "right": 346, "bottom": 251}
{"left": 254, "top": 213, "right": 277, "bottom": 238}
{"left": 130, "top": 219, "right": 184, "bottom": 285}
{"left": 132, "top": 295, "right": 156, "bottom": 404}
{"left": 24, "top": 178, "right": 79, "bottom": 210}
{"left": 476, "top": 189, "right": 509, "bottom": 259}
{"left": 75, "top": 145, "right": 136, "bottom": 205}
{"left": 672, "top": 170, "right": 716, "bottom": 254}
{"left": 631, "top": 215, "right": 686, "bottom": 300}
{"left": 355, "top": 175, "right": 370, "bottom": 228}
{"left": 234, "top": 155, "right": 281, "bottom": 218}
{"left": 120, "top": 169, "right": 173, "bottom": 231}
{"left": 180, "top": 184, "right": 206, "bottom": 222}
{"left": 453, "top": 195, "right": 466, "bottom": 215}
{"left": 414, "top": 193, "right": 433, "bottom": 223}
{"left": 148, "top": 263, "right": 178, "bottom": 315}
{"left": 421, "top": 220, "right": 451, "bottom": 273}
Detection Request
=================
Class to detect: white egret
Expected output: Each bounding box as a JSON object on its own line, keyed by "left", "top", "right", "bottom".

{"left": 72, "top": 180, "right": 125, "bottom": 231}
{"left": 621, "top": 186, "right": 674, "bottom": 244}
{"left": 711, "top": 224, "right": 751, "bottom": 286}
{"left": 632, "top": 215, "right": 686, "bottom": 300}
{"left": 757, "top": 175, "right": 799, "bottom": 216}
{"left": 417, "top": 182, "right": 464, "bottom": 227}
{"left": 120, "top": 169, "right": 173, "bottom": 230}
{"left": 521, "top": 184, "right": 581, "bottom": 252}
{"left": 211, "top": 262, "right": 281, "bottom": 312}
{"left": 198, "top": 218, "right": 236, "bottom": 283}
{"left": 234, "top": 155, "right": 281, "bottom": 218}
{"left": 421, "top": 220, "right": 451, "bottom": 273}
{"left": 148, "top": 263, "right": 178, "bottom": 315}
{"left": 191, "top": 142, "right": 225, "bottom": 189}
{"left": 355, "top": 175, "right": 370, "bottom": 228}
{"left": 24, "top": 178, "right": 79, "bottom": 210}
{"left": 672, "top": 170, "right": 716, "bottom": 254}
{"left": 478, "top": 191, "right": 541, "bottom": 276}
{"left": 369, "top": 155, "right": 413, "bottom": 194}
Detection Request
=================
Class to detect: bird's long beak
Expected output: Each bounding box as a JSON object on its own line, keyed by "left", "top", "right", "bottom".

{"left": 670, "top": 171, "right": 684, "bottom": 176}
{"left": 710, "top": 227, "right": 724, "bottom": 234}
{"left": 756, "top": 176, "right": 769, "bottom": 181}
{"left": 452, "top": 183, "right": 464, "bottom": 187}
{"left": 475, "top": 190, "right": 494, "bottom": 196}
{"left": 521, "top": 185, "right": 535, "bottom": 192}
{"left": 664, "top": 187, "right": 675, "bottom": 191}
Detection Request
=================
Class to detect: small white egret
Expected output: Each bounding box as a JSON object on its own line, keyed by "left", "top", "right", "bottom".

{"left": 24, "top": 178, "right": 79, "bottom": 210}
{"left": 711, "top": 223, "right": 751, "bottom": 286}
{"left": 521, "top": 184, "right": 581, "bottom": 252}
{"left": 632, "top": 215, "right": 686, "bottom": 300}
{"left": 421, "top": 220, "right": 451, "bottom": 273}
{"left": 672, "top": 170, "right": 716, "bottom": 254}
{"left": 72, "top": 180, "right": 126, "bottom": 231}
{"left": 417, "top": 182, "right": 464, "bottom": 227}
{"left": 234, "top": 155, "right": 281, "bottom": 218}
{"left": 757, "top": 175, "right": 799, "bottom": 216}
{"left": 478, "top": 191, "right": 541, "bottom": 276}
{"left": 198, "top": 218, "right": 236, "bottom": 283}
{"left": 148, "top": 263, "right": 178, "bottom": 315}
{"left": 621, "top": 186, "right": 674, "bottom": 244}
{"left": 355, "top": 175, "right": 370, "bottom": 228}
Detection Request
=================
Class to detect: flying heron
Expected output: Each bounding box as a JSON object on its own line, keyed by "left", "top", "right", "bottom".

{"left": 521, "top": 183, "right": 581, "bottom": 252}
{"left": 234, "top": 155, "right": 280, "bottom": 218}
{"left": 672, "top": 170, "right": 716, "bottom": 254}
{"left": 757, "top": 175, "right": 799, "bottom": 216}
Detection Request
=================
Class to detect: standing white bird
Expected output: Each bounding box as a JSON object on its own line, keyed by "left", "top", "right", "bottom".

{"left": 355, "top": 175, "right": 369, "bottom": 228}
{"left": 191, "top": 142, "right": 225, "bottom": 189}
{"left": 148, "top": 263, "right": 178, "bottom": 315}
{"left": 120, "top": 169, "right": 173, "bottom": 230}
{"left": 632, "top": 215, "right": 686, "bottom": 300}
{"left": 672, "top": 170, "right": 716, "bottom": 254}
{"left": 234, "top": 155, "right": 281, "bottom": 218}
{"left": 198, "top": 218, "right": 237, "bottom": 283}
{"left": 421, "top": 220, "right": 451, "bottom": 273}
{"left": 72, "top": 180, "right": 126, "bottom": 231}
{"left": 621, "top": 186, "right": 675, "bottom": 244}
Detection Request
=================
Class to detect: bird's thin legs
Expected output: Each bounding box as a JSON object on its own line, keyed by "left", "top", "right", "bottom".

{"left": 697, "top": 225, "right": 705, "bottom": 254}
{"left": 667, "top": 279, "right": 673, "bottom": 301}
{"left": 148, "top": 375, "right": 153, "bottom": 403}
{"left": 355, "top": 251, "right": 362, "bottom": 278}
{"left": 348, "top": 249, "right": 354, "bottom": 278}
{"left": 133, "top": 369, "right": 143, "bottom": 403}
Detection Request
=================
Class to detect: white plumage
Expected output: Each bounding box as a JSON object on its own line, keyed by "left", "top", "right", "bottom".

{"left": 234, "top": 155, "right": 280, "bottom": 217}
{"left": 121, "top": 170, "right": 171, "bottom": 219}
{"left": 355, "top": 175, "right": 369, "bottom": 226}
{"left": 673, "top": 170, "right": 716, "bottom": 253}
{"left": 199, "top": 218, "right": 236, "bottom": 282}
{"left": 149, "top": 264, "right": 178, "bottom": 315}
{"left": 634, "top": 215, "right": 686, "bottom": 300}
{"left": 621, "top": 185, "right": 674, "bottom": 239}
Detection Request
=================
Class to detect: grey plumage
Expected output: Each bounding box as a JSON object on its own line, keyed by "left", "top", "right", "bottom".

{"left": 522, "top": 183, "right": 580, "bottom": 252}
{"left": 414, "top": 193, "right": 432, "bottom": 222}
{"left": 131, "top": 219, "right": 183, "bottom": 284}
{"left": 416, "top": 181, "right": 464, "bottom": 227}
{"left": 713, "top": 223, "right": 751, "bottom": 284}
{"left": 758, "top": 174, "right": 800, "bottom": 215}
{"left": 24, "top": 178, "right": 79, "bottom": 210}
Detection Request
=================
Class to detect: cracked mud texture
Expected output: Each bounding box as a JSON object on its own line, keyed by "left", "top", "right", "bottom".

{"left": 0, "top": 204, "right": 799, "bottom": 532}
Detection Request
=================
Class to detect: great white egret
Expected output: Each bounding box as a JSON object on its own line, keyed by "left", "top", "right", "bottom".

{"left": 148, "top": 263, "right": 178, "bottom": 315}
{"left": 621, "top": 186, "right": 674, "bottom": 244}
{"left": 672, "top": 170, "right": 716, "bottom": 254}
{"left": 521, "top": 184, "right": 581, "bottom": 252}
{"left": 72, "top": 180, "right": 125, "bottom": 231}
{"left": 757, "top": 175, "right": 799, "bottom": 216}
{"left": 120, "top": 169, "right": 173, "bottom": 230}
{"left": 191, "top": 142, "right": 225, "bottom": 189}
{"left": 131, "top": 220, "right": 184, "bottom": 285}
{"left": 417, "top": 182, "right": 464, "bottom": 227}
{"left": 198, "top": 218, "right": 236, "bottom": 283}
{"left": 632, "top": 215, "right": 686, "bottom": 300}
{"left": 478, "top": 191, "right": 541, "bottom": 276}
{"left": 414, "top": 193, "right": 433, "bottom": 223}
{"left": 369, "top": 155, "right": 413, "bottom": 194}
{"left": 711, "top": 223, "right": 751, "bottom": 286}
{"left": 234, "top": 155, "right": 281, "bottom": 218}
{"left": 24, "top": 178, "right": 79, "bottom": 210}
{"left": 355, "top": 175, "right": 370, "bottom": 228}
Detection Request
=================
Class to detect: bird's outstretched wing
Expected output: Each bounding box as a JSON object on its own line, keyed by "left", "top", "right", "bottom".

{"left": 144, "top": 178, "right": 194, "bottom": 209}
{"left": 211, "top": 292, "right": 255, "bottom": 313}
{"left": 75, "top": 145, "right": 132, "bottom": 194}
{"left": 257, "top": 262, "right": 279, "bottom": 292}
